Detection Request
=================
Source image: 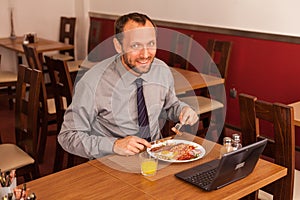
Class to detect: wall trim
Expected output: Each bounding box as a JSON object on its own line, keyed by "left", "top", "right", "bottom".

{"left": 89, "top": 12, "right": 300, "bottom": 44}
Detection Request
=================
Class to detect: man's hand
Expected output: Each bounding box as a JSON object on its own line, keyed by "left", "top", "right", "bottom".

{"left": 113, "top": 136, "right": 151, "bottom": 156}
{"left": 179, "top": 106, "right": 199, "bottom": 125}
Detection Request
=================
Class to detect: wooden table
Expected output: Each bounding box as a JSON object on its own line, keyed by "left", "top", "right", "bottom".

{"left": 24, "top": 134, "right": 286, "bottom": 200}
{"left": 289, "top": 101, "right": 300, "bottom": 127}
{"left": 171, "top": 67, "right": 224, "bottom": 94}
{"left": 0, "top": 36, "right": 73, "bottom": 54}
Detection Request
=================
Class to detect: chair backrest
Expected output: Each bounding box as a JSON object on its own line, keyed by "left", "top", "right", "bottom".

{"left": 22, "top": 44, "right": 43, "bottom": 71}
{"left": 44, "top": 55, "right": 73, "bottom": 131}
{"left": 22, "top": 44, "right": 51, "bottom": 120}
{"left": 239, "top": 93, "right": 295, "bottom": 200}
{"left": 205, "top": 39, "right": 232, "bottom": 82}
{"left": 15, "top": 65, "right": 43, "bottom": 159}
{"left": 59, "top": 16, "right": 76, "bottom": 57}
{"left": 87, "top": 18, "right": 104, "bottom": 62}
{"left": 168, "top": 33, "right": 193, "bottom": 70}
{"left": 88, "top": 19, "right": 102, "bottom": 54}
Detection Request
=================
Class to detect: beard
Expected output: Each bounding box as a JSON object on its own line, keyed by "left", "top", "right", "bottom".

{"left": 122, "top": 54, "right": 154, "bottom": 75}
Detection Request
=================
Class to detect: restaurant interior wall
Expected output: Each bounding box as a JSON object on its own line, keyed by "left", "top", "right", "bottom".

{"left": 88, "top": 0, "right": 300, "bottom": 150}
{"left": 0, "top": 0, "right": 299, "bottom": 155}
{"left": 89, "top": 0, "right": 300, "bottom": 37}
{"left": 2, "top": 0, "right": 300, "bottom": 71}
{"left": 87, "top": 14, "right": 300, "bottom": 151}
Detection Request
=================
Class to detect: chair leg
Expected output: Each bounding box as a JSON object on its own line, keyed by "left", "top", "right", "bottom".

{"left": 196, "top": 126, "right": 208, "bottom": 138}
{"left": 8, "top": 99, "right": 14, "bottom": 110}
{"left": 18, "top": 163, "right": 40, "bottom": 182}
{"left": 32, "top": 162, "right": 41, "bottom": 180}
{"left": 8, "top": 86, "right": 14, "bottom": 110}
{"left": 215, "top": 108, "right": 225, "bottom": 144}
{"left": 54, "top": 140, "right": 77, "bottom": 172}
{"left": 54, "top": 140, "right": 65, "bottom": 172}
{"left": 161, "top": 120, "right": 175, "bottom": 138}
{"left": 38, "top": 123, "right": 48, "bottom": 163}
{"left": 202, "top": 117, "right": 210, "bottom": 129}
{"left": 197, "top": 109, "right": 225, "bottom": 144}
{"left": 67, "top": 154, "right": 75, "bottom": 168}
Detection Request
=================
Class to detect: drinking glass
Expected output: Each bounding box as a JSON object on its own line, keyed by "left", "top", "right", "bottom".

{"left": 139, "top": 151, "right": 158, "bottom": 176}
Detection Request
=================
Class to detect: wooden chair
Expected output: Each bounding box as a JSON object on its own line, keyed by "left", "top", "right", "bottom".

{"left": 239, "top": 93, "right": 295, "bottom": 200}
{"left": 160, "top": 33, "right": 195, "bottom": 136}
{"left": 179, "top": 39, "right": 232, "bottom": 143}
{"left": 204, "top": 39, "right": 232, "bottom": 81}
{"left": 0, "top": 54, "right": 18, "bottom": 109}
{"left": 22, "top": 44, "right": 57, "bottom": 163}
{"left": 201, "top": 39, "right": 232, "bottom": 138}
{"left": 168, "top": 33, "right": 193, "bottom": 70}
{"left": 44, "top": 55, "right": 73, "bottom": 132}
{"left": 52, "top": 16, "right": 76, "bottom": 61}
{"left": 55, "top": 17, "right": 85, "bottom": 80}
{"left": 87, "top": 18, "right": 102, "bottom": 61}
{"left": 66, "top": 18, "right": 103, "bottom": 81}
{"left": 44, "top": 55, "right": 88, "bottom": 172}
{"left": 0, "top": 65, "right": 42, "bottom": 181}
{"left": 22, "top": 44, "right": 45, "bottom": 72}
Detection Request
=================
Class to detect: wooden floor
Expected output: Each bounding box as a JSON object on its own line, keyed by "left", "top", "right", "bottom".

{"left": 0, "top": 96, "right": 299, "bottom": 184}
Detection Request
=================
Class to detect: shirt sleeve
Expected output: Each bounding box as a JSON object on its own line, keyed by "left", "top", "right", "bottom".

{"left": 58, "top": 79, "right": 117, "bottom": 159}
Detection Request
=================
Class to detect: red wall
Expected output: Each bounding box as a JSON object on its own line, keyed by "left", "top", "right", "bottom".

{"left": 90, "top": 17, "right": 300, "bottom": 146}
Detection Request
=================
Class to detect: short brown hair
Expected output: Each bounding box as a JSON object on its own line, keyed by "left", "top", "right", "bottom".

{"left": 114, "top": 12, "right": 156, "bottom": 43}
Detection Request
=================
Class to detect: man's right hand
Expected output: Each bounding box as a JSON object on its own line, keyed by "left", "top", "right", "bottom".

{"left": 113, "top": 136, "right": 151, "bottom": 156}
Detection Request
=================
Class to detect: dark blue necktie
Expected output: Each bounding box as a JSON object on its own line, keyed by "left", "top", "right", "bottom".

{"left": 135, "top": 78, "right": 151, "bottom": 142}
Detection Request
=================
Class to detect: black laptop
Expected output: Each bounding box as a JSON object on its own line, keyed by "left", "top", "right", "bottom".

{"left": 175, "top": 139, "right": 267, "bottom": 191}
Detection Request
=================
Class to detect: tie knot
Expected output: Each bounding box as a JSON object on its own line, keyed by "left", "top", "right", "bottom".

{"left": 135, "top": 78, "right": 143, "bottom": 88}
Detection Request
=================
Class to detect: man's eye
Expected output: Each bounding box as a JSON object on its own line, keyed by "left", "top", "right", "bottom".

{"left": 131, "top": 44, "right": 142, "bottom": 49}
{"left": 148, "top": 41, "right": 156, "bottom": 47}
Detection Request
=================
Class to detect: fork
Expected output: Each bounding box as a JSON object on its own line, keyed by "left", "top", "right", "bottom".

{"left": 171, "top": 123, "right": 184, "bottom": 135}
{"left": 174, "top": 123, "right": 183, "bottom": 131}
{"left": 172, "top": 114, "right": 191, "bottom": 135}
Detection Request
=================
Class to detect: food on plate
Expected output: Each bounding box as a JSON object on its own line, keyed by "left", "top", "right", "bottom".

{"left": 149, "top": 142, "right": 203, "bottom": 161}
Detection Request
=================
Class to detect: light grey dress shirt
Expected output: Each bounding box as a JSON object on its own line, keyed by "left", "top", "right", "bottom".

{"left": 58, "top": 55, "right": 187, "bottom": 159}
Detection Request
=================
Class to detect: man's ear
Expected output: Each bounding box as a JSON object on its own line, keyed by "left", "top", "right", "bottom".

{"left": 113, "top": 38, "right": 122, "bottom": 53}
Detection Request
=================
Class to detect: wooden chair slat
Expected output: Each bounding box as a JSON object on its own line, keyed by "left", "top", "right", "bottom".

{"left": 239, "top": 93, "right": 295, "bottom": 200}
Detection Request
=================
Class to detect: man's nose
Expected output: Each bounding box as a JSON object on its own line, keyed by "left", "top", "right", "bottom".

{"left": 140, "top": 47, "right": 149, "bottom": 58}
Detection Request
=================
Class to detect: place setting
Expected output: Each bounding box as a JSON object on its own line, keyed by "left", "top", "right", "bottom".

{"left": 97, "top": 127, "right": 208, "bottom": 181}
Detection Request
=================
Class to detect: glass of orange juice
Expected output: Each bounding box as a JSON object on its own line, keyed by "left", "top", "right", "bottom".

{"left": 139, "top": 151, "right": 158, "bottom": 176}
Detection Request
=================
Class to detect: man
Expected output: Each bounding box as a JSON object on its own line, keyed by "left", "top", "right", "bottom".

{"left": 58, "top": 12, "right": 198, "bottom": 159}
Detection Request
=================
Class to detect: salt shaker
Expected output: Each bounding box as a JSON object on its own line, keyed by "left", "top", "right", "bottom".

{"left": 220, "top": 137, "right": 233, "bottom": 157}
{"left": 232, "top": 133, "right": 242, "bottom": 151}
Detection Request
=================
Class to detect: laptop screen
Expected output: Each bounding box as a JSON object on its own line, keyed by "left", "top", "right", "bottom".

{"left": 175, "top": 139, "right": 267, "bottom": 191}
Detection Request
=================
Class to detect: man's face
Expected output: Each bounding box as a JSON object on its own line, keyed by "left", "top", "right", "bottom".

{"left": 119, "top": 20, "right": 157, "bottom": 76}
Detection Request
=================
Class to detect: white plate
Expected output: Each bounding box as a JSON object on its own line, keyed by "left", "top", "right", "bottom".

{"left": 147, "top": 139, "right": 206, "bottom": 163}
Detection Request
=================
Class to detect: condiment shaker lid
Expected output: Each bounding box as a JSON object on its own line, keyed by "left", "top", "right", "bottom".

{"left": 232, "top": 133, "right": 241, "bottom": 141}
{"left": 223, "top": 137, "right": 232, "bottom": 144}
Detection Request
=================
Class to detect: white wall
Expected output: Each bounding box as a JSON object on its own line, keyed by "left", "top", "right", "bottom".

{"left": 1, "top": 0, "right": 300, "bottom": 72}
{"left": 0, "top": 0, "right": 76, "bottom": 72}
{"left": 74, "top": 0, "right": 90, "bottom": 60}
{"left": 0, "top": 0, "right": 76, "bottom": 39}
{"left": 89, "top": 0, "right": 300, "bottom": 37}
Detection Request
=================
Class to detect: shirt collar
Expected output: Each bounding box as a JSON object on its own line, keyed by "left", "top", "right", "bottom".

{"left": 115, "top": 55, "right": 152, "bottom": 87}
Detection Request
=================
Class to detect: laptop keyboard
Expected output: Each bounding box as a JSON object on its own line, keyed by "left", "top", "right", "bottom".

{"left": 186, "top": 168, "right": 217, "bottom": 187}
